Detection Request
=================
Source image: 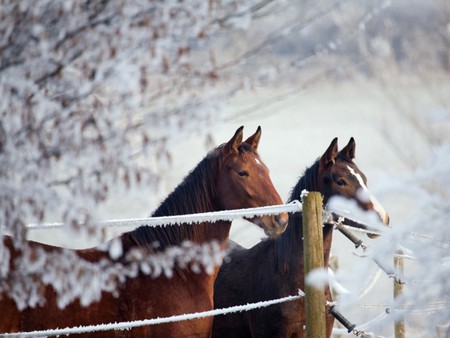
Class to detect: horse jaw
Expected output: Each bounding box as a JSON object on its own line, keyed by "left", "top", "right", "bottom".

{"left": 245, "top": 214, "right": 288, "bottom": 238}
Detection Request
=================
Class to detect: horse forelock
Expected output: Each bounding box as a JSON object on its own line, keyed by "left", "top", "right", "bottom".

{"left": 125, "top": 151, "right": 221, "bottom": 251}
{"left": 337, "top": 152, "right": 354, "bottom": 164}
{"left": 238, "top": 142, "right": 256, "bottom": 154}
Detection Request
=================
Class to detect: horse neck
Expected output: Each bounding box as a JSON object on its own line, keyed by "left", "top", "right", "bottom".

{"left": 275, "top": 161, "right": 333, "bottom": 272}
{"left": 124, "top": 155, "right": 232, "bottom": 251}
{"left": 322, "top": 224, "right": 333, "bottom": 268}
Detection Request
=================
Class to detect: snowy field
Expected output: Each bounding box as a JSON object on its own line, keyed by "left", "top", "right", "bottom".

{"left": 28, "top": 79, "right": 450, "bottom": 337}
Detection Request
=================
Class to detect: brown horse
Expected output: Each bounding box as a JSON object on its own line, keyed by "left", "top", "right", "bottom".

{"left": 0, "top": 126, "right": 289, "bottom": 337}
{"left": 212, "top": 137, "right": 390, "bottom": 338}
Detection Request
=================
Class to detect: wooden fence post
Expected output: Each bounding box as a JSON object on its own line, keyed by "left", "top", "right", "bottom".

{"left": 394, "top": 249, "right": 405, "bottom": 338}
{"left": 302, "top": 192, "right": 326, "bottom": 338}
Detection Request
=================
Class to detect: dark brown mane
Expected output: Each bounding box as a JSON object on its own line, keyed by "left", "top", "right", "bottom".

{"left": 290, "top": 160, "right": 320, "bottom": 197}
{"left": 122, "top": 143, "right": 258, "bottom": 251}
{"left": 275, "top": 160, "right": 320, "bottom": 271}
{"left": 123, "top": 149, "right": 221, "bottom": 251}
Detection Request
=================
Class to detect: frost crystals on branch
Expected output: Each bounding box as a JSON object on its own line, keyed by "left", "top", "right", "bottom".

{"left": 2, "top": 240, "right": 224, "bottom": 310}
{"left": 0, "top": 0, "right": 271, "bottom": 309}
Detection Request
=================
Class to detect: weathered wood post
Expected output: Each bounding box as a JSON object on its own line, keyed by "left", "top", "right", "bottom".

{"left": 302, "top": 191, "right": 326, "bottom": 337}
{"left": 394, "top": 249, "right": 405, "bottom": 338}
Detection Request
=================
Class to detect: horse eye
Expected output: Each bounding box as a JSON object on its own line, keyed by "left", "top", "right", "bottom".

{"left": 336, "top": 179, "right": 346, "bottom": 186}
{"left": 237, "top": 170, "right": 249, "bottom": 177}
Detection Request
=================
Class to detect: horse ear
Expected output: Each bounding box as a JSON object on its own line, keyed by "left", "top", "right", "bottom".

{"left": 224, "top": 126, "right": 244, "bottom": 155}
{"left": 244, "top": 126, "right": 261, "bottom": 150}
{"left": 320, "top": 137, "right": 339, "bottom": 169}
{"left": 340, "top": 137, "right": 356, "bottom": 160}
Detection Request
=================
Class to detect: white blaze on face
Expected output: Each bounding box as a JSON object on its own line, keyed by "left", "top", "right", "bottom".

{"left": 347, "top": 166, "right": 389, "bottom": 224}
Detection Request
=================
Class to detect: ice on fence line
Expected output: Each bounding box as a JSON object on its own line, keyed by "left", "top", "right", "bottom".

{"left": 25, "top": 201, "right": 303, "bottom": 230}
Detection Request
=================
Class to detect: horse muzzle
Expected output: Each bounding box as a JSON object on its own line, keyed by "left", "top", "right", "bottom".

{"left": 246, "top": 212, "right": 289, "bottom": 238}
{"left": 263, "top": 213, "right": 289, "bottom": 237}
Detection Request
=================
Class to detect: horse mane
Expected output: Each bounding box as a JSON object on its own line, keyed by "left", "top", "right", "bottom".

{"left": 123, "top": 149, "right": 221, "bottom": 251}
{"left": 275, "top": 159, "right": 320, "bottom": 272}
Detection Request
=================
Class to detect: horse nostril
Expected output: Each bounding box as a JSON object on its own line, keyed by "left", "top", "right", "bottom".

{"left": 275, "top": 213, "right": 289, "bottom": 228}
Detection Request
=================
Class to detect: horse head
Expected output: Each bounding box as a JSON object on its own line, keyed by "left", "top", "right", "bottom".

{"left": 317, "top": 137, "right": 390, "bottom": 235}
{"left": 216, "top": 126, "right": 288, "bottom": 237}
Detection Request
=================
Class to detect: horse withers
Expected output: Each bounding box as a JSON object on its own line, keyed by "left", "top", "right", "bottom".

{"left": 212, "top": 137, "right": 390, "bottom": 338}
{"left": 0, "top": 126, "right": 288, "bottom": 337}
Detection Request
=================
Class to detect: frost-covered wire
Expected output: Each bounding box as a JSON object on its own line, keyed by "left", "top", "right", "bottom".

{"left": 339, "top": 223, "right": 384, "bottom": 237}
{"left": 25, "top": 201, "right": 303, "bottom": 230}
{"left": 0, "top": 291, "right": 305, "bottom": 337}
{"left": 332, "top": 310, "right": 388, "bottom": 338}
{"left": 334, "top": 221, "right": 406, "bottom": 284}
